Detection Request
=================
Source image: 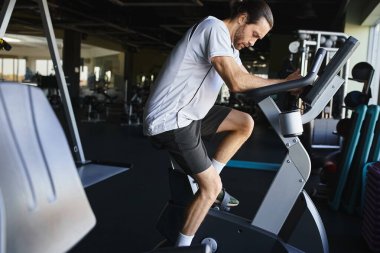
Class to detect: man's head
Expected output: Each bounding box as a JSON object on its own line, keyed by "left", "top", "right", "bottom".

{"left": 230, "top": 0, "right": 273, "bottom": 50}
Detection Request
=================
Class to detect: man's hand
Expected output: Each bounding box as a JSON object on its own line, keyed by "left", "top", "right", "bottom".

{"left": 285, "top": 69, "right": 304, "bottom": 96}
{"left": 286, "top": 69, "right": 302, "bottom": 81}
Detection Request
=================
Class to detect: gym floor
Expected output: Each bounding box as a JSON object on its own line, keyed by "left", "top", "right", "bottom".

{"left": 64, "top": 110, "right": 371, "bottom": 253}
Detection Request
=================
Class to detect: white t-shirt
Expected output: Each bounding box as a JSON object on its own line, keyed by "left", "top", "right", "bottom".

{"left": 143, "top": 16, "right": 242, "bottom": 136}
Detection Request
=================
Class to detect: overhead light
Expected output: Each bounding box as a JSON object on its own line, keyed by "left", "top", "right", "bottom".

{"left": 3, "top": 36, "right": 21, "bottom": 43}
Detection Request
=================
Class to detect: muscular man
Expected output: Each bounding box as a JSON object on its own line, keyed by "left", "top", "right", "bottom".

{"left": 143, "top": 0, "right": 300, "bottom": 247}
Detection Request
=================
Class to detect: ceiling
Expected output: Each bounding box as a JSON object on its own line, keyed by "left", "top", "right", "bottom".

{"left": 2, "top": 0, "right": 348, "bottom": 54}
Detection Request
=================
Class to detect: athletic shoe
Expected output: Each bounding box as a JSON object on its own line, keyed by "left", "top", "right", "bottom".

{"left": 215, "top": 188, "right": 239, "bottom": 207}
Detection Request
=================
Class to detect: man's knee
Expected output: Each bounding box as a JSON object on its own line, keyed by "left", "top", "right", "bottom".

{"left": 204, "top": 178, "right": 222, "bottom": 202}
{"left": 195, "top": 169, "right": 222, "bottom": 201}
{"left": 211, "top": 175, "right": 223, "bottom": 197}
{"left": 240, "top": 112, "right": 254, "bottom": 137}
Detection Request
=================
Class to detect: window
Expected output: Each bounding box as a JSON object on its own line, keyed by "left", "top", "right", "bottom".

{"left": 3, "top": 58, "right": 14, "bottom": 80}
{"left": 36, "top": 59, "right": 56, "bottom": 76}
{"left": 368, "top": 21, "right": 380, "bottom": 104}
{"left": 80, "top": 65, "right": 88, "bottom": 86}
{"left": 0, "top": 58, "right": 26, "bottom": 82}
{"left": 94, "top": 66, "right": 101, "bottom": 81}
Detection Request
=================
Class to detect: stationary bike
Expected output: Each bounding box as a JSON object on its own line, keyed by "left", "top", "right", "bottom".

{"left": 156, "top": 37, "right": 359, "bottom": 253}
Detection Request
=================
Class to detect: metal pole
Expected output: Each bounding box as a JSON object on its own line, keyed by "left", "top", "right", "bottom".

{"left": 37, "top": 0, "right": 86, "bottom": 163}
{"left": 0, "top": 0, "right": 16, "bottom": 38}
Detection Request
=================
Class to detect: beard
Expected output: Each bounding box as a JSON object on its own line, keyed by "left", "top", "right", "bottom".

{"left": 233, "top": 25, "right": 247, "bottom": 50}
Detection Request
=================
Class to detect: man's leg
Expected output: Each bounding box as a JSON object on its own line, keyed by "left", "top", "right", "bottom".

{"left": 213, "top": 108, "right": 254, "bottom": 168}
{"left": 210, "top": 109, "right": 254, "bottom": 206}
{"left": 174, "top": 108, "right": 254, "bottom": 245}
{"left": 176, "top": 165, "right": 222, "bottom": 246}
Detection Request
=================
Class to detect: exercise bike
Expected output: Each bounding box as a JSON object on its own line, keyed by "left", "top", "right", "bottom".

{"left": 156, "top": 37, "right": 359, "bottom": 253}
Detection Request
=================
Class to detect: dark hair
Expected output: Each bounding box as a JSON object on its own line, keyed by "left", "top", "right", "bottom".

{"left": 230, "top": 0, "right": 274, "bottom": 28}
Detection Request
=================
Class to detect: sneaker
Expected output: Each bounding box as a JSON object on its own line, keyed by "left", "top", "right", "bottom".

{"left": 215, "top": 188, "right": 239, "bottom": 207}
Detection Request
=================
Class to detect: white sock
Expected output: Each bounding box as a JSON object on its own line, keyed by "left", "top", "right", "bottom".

{"left": 212, "top": 158, "right": 226, "bottom": 174}
{"left": 175, "top": 232, "right": 194, "bottom": 247}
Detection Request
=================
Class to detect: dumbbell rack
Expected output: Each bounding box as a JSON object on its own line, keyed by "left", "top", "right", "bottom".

{"left": 296, "top": 30, "right": 351, "bottom": 119}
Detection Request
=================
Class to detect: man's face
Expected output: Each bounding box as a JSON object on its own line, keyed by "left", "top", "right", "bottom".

{"left": 233, "top": 16, "right": 271, "bottom": 50}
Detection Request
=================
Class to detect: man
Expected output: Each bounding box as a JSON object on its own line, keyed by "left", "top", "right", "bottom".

{"left": 143, "top": 0, "right": 300, "bottom": 247}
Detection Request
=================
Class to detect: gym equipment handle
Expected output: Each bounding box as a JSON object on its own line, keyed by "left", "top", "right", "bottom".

{"left": 244, "top": 47, "right": 327, "bottom": 103}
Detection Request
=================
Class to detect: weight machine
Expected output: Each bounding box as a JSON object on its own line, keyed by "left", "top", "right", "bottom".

{"left": 0, "top": 0, "right": 130, "bottom": 187}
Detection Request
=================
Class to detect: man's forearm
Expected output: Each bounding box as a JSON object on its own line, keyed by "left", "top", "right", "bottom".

{"left": 230, "top": 72, "right": 284, "bottom": 92}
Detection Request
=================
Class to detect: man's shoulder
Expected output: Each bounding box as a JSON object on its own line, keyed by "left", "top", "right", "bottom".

{"left": 201, "top": 16, "right": 223, "bottom": 27}
{"left": 197, "top": 16, "right": 228, "bottom": 36}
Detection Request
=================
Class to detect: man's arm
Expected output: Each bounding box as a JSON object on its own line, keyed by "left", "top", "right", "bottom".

{"left": 211, "top": 56, "right": 300, "bottom": 92}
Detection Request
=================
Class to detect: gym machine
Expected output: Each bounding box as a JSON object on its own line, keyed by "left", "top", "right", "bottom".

{"left": 289, "top": 30, "right": 352, "bottom": 150}
{"left": 318, "top": 61, "right": 377, "bottom": 212}
{"left": 0, "top": 0, "right": 130, "bottom": 187}
{"left": 156, "top": 37, "right": 359, "bottom": 253}
{"left": 0, "top": 82, "right": 211, "bottom": 253}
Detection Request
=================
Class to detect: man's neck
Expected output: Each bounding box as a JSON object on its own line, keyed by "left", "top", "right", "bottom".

{"left": 223, "top": 18, "right": 239, "bottom": 43}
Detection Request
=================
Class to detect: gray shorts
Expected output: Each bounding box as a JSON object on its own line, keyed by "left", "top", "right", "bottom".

{"left": 150, "top": 105, "right": 232, "bottom": 175}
